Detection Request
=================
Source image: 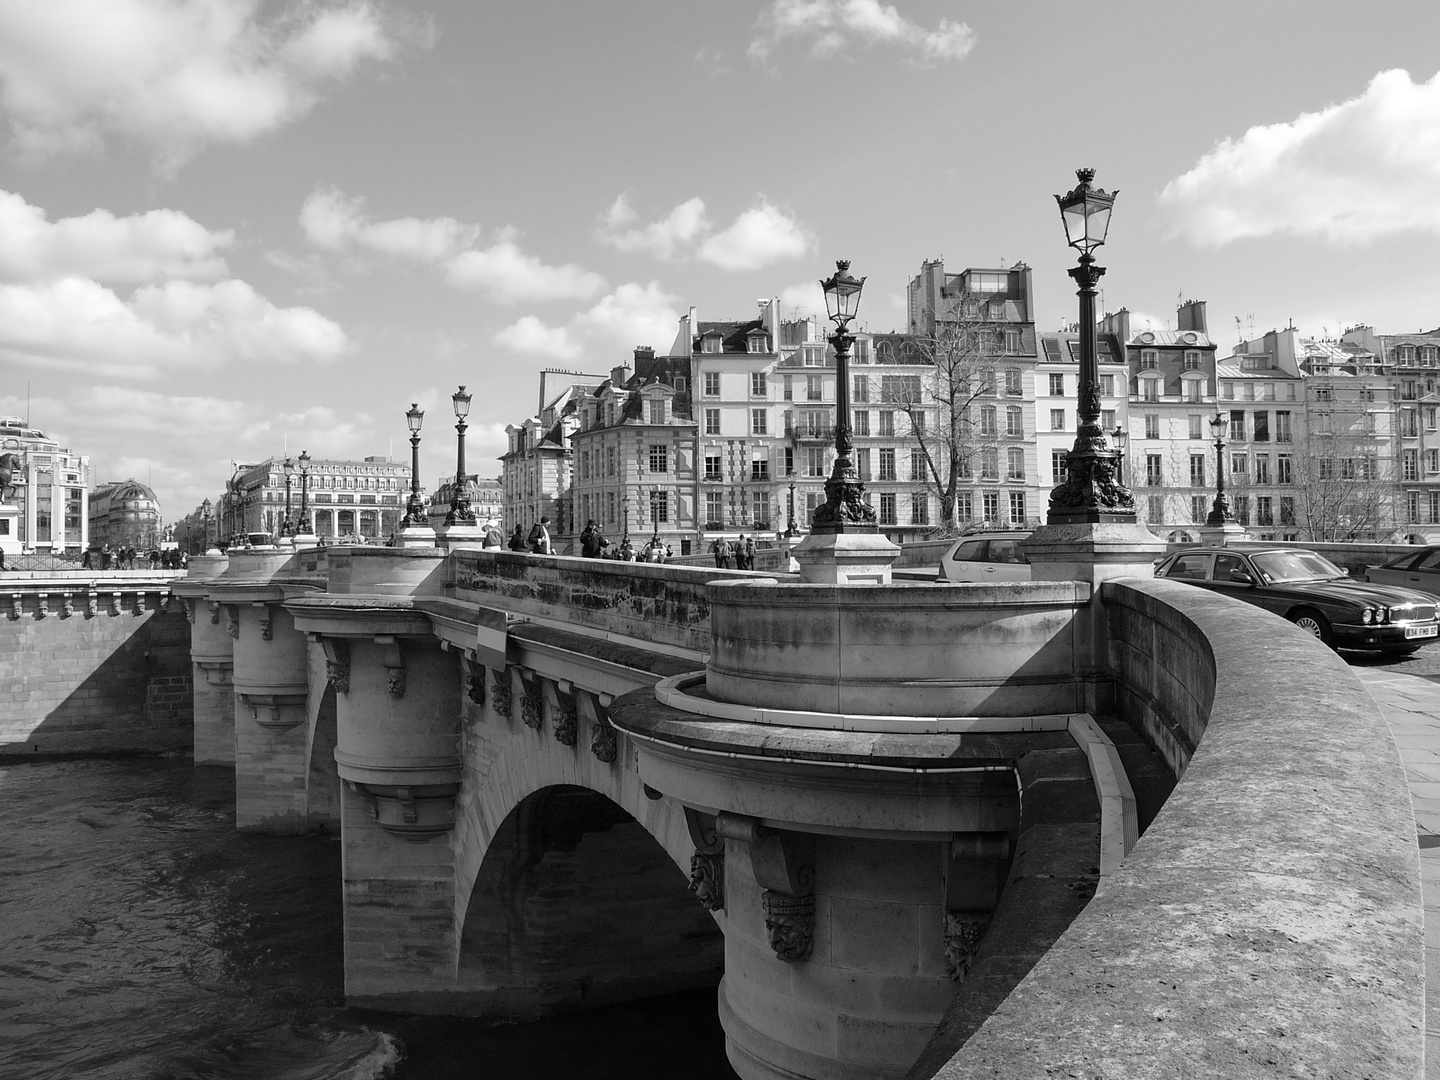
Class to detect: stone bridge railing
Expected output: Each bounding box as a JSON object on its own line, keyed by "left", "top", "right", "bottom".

{"left": 928, "top": 577, "right": 1423, "bottom": 1079}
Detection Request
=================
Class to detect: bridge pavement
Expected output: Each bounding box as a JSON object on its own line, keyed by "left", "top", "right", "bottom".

{"left": 1353, "top": 662, "right": 1440, "bottom": 1077}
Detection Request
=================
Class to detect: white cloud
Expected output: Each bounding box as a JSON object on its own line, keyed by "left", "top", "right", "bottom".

{"left": 0, "top": 275, "right": 349, "bottom": 377}
{"left": 749, "top": 0, "right": 975, "bottom": 65}
{"left": 445, "top": 241, "right": 606, "bottom": 305}
{"left": 1160, "top": 68, "right": 1440, "bottom": 246}
{"left": 493, "top": 315, "right": 580, "bottom": 360}
{"left": 777, "top": 280, "right": 827, "bottom": 321}
{"left": 598, "top": 195, "right": 709, "bottom": 259}
{"left": 598, "top": 195, "right": 810, "bottom": 271}
{"left": 697, "top": 201, "right": 810, "bottom": 271}
{"left": 0, "top": 188, "right": 231, "bottom": 283}
{"left": 0, "top": 0, "right": 408, "bottom": 169}
{"left": 494, "top": 281, "right": 680, "bottom": 361}
{"left": 300, "top": 187, "right": 478, "bottom": 261}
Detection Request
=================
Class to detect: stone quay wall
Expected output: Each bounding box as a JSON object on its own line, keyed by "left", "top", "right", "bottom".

{"left": 0, "top": 574, "right": 192, "bottom": 757}
{"left": 933, "top": 577, "right": 1423, "bottom": 1080}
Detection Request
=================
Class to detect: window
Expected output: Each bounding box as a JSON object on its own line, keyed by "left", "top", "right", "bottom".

{"left": 580, "top": 451, "right": 590, "bottom": 480}
{"left": 806, "top": 374, "right": 823, "bottom": 402}
{"left": 705, "top": 491, "right": 724, "bottom": 527}
{"left": 1279, "top": 497, "right": 1295, "bottom": 526}
{"left": 752, "top": 490, "right": 769, "bottom": 526}
{"left": 1231, "top": 452, "right": 1247, "bottom": 479}
{"left": 1100, "top": 374, "right": 1115, "bottom": 397}
{"left": 853, "top": 410, "right": 870, "bottom": 436}
{"left": 1142, "top": 379, "right": 1159, "bottom": 402}
{"left": 748, "top": 334, "right": 767, "bottom": 355}
{"left": 1052, "top": 450, "right": 1068, "bottom": 483}
{"left": 1427, "top": 407, "right": 1438, "bottom": 431}
{"left": 1275, "top": 411, "right": 1292, "bottom": 443}
{"left": 881, "top": 375, "right": 923, "bottom": 403}
{"left": 980, "top": 406, "right": 997, "bottom": 437}
{"left": 1101, "top": 408, "right": 1115, "bottom": 431}
{"left": 1006, "top": 406, "right": 1023, "bottom": 436}
{"left": 879, "top": 448, "right": 897, "bottom": 481}
{"left": 1183, "top": 351, "right": 1201, "bottom": 371}
{"left": 1189, "top": 414, "right": 1203, "bottom": 440}
{"left": 1009, "top": 491, "right": 1026, "bottom": 525}
{"left": 1428, "top": 449, "right": 1439, "bottom": 474}
{"left": 802, "top": 410, "right": 829, "bottom": 437}
{"left": 1145, "top": 414, "right": 1160, "bottom": 440}
{"left": 1191, "top": 495, "right": 1207, "bottom": 524}
{"left": 805, "top": 447, "right": 826, "bottom": 477}
{"left": 1254, "top": 455, "right": 1271, "bottom": 484}
{"left": 852, "top": 338, "right": 870, "bottom": 364}
{"left": 1140, "top": 350, "right": 1158, "bottom": 370}
{"left": 1184, "top": 381, "right": 1202, "bottom": 403}
{"left": 879, "top": 493, "right": 897, "bottom": 525}
{"left": 703, "top": 337, "right": 722, "bottom": 354}
{"left": 782, "top": 375, "right": 793, "bottom": 401}
{"left": 675, "top": 377, "right": 686, "bottom": 394}
{"left": 1005, "top": 330, "right": 1022, "bottom": 355}
{"left": 751, "top": 456, "right": 770, "bottom": 482}
{"left": 803, "top": 345, "right": 824, "bottom": 366}
{"left": 1277, "top": 455, "right": 1292, "bottom": 484}
{"left": 649, "top": 445, "right": 669, "bottom": 473}
{"left": 1318, "top": 458, "right": 1334, "bottom": 481}
{"left": 649, "top": 398, "right": 665, "bottom": 424}
{"left": 856, "top": 447, "right": 871, "bottom": 480}
{"left": 1147, "top": 495, "right": 1165, "bottom": 523}
{"left": 1403, "top": 409, "right": 1420, "bottom": 437}
{"left": 980, "top": 370, "right": 997, "bottom": 395}
{"left": 607, "top": 447, "right": 616, "bottom": 476}
{"left": 704, "top": 408, "right": 720, "bottom": 435}
{"left": 1007, "top": 447, "right": 1025, "bottom": 481}
{"left": 751, "top": 409, "right": 767, "bottom": 435}
{"left": 1190, "top": 455, "right": 1206, "bottom": 488}
{"left": 704, "top": 371, "right": 720, "bottom": 395}
{"left": 1221, "top": 382, "right": 1234, "bottom": 400}
{"left": 650, "top": 489, "right": 669, "bottom": 524}
{"left": 983, "top": 491, "right": 1000, "bottom": 521}
{"left": 704, "top": 454, "right": 722, "bottom": 481}
{"left": 911, "top": 494, "right": 930, "bottom": 525}
{"left": 1257, "top": 496, "right": 1274, "bottom": 525}
{"left": 751, "top": 372, "right": 766, "bottom": 397}
{"left": 853, "top": 375, "right": 869, "bottom": 402}
{"left": 1233, "top": 496, "right": 1250, "bottom": 525}
{"left": 1140, "top": 455, "right": 1163, "bottom": 489}
{"left": 956, "top": 491, "right": 972, "bottom": 521}
{"left": 1004, "top": 368, "right": 1022, "bottom": 395}
{"left": 981, "top": 448, "right": 998, "bottom": 480}
{"left": 1229, "top": 410, "right": 1246, "bottom": 441}
{"left": 1050, "top": 409, "right": 1065, "bottom": 431}
{"left": 1404, "top": 450, "right": 1419, "bottom": 481}
{"left": 1049, "top": 373, "right": 1065, "bottom": 396}
{"left": 1253, "top": 412, "right": 1269, "bottom": 442}
{"left": 910, "top": 448, "right": 926, "bottom": 482}
{"left": 784, "top": 447, "right": 794, "bottom": 475}
{"left": 879, "top": 411, "right": 895, "bottom": 437}
{"left": 1403, "top": 380, "right": 1418, "bottom": 400}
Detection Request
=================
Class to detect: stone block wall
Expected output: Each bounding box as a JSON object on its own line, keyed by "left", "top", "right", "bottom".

{"left": 0, "top": 586, "right": 192, "bottom": 756}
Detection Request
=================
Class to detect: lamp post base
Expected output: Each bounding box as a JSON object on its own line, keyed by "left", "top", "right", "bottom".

{"left": 434, "top": 521, "right": 485, "bottom": 551}
{"left": 395, "top": 522, "right": 439, "bottom": 550}
{"left": 1199, "top": 520, "right": 1248, "bottom": 547}
{"left": 791, "top": 530, "right": 899, "bottom": 584}
{"left": 1023, "top": 520, "right": 1166, "bottom": 586}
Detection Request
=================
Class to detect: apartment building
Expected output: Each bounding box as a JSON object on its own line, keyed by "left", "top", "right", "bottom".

{"left": 0, "top": 415, "right": 90, "bottom": 553}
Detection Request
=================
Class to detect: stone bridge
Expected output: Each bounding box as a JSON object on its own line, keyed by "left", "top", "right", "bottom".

{"left": 165, "top": 542, "right": 1421, "bottom": 1080}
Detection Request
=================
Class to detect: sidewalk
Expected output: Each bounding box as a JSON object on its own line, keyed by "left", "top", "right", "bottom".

{"left": 1354, "top": 666, "right": 1440, "bottom": 1077}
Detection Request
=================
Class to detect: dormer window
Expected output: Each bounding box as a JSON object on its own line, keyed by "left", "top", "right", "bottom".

{"left": 747, "top": 332, "right": 769, "bottom": 354}
{"left": 1182, "top": 351, "right": 1200, "bottom": 371}
{"left": 1140, "top": 350, "right": 1158, "bottom": 370}
{"left": 648, "top": 397, "right": 665, "bottom": 424}
{"left": 702, "top": 336, "right": 722, "bottom": 354}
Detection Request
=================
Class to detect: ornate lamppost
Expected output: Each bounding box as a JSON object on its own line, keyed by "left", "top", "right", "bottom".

{"left": 200, "top": 497, "right": 212, "bottom": 554}
{"left": 811, "top": 260, "right": 877, "bottom": 533}
{"left": 297, "top": 450, "right": 311, "bottom": 535}
{"left": 785, "top": 473, "right": 797, "bottom": 538}
{"left": 402, "top": 403, "right": 427, "bottom": 526}
{"left": 445, "top": 387, "right": 475, "bottom": 525}
{"left": 621, "top": 495, "right": 630, "bottom": 543}
{"left": 1047, "top": 169, "right": 1136, "bottom": 524}
{"left": 1206, "top": 411, "right": 1234, "bottom": 526}
{"left": 280, "top": 456, "right": 295, "bottom": 537}
{"left": 1110, "top": 424, "right": 1128, "bottom": 486}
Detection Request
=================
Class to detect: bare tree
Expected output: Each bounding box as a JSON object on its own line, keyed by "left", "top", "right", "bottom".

{"left": 879, "top": 300, "right": 1005, "bottom": 533}
{"left": 1289, "top": 423, "right": 1396, "bottom": 541}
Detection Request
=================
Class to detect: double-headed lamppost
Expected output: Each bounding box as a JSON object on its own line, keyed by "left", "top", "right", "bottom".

{"left": 1206, "top": 411, "right": 1234, "bottom": 526}
{"left": 297, "top": 450, "right": 311, "bottom": 535}
{"left": 403, "top": 404, "right": 427, "bottom": 525}
{"left": 445, "top": 386, "right": 475, "bottom": 525}
{"left": 811, "top": 261, "right": 877, "bottom": 532}
{"left": 1047, "top": 169, "right": 1136, "bottom": 524}
{"left": 280, "top": 456, "right": 295, "bottom": 537}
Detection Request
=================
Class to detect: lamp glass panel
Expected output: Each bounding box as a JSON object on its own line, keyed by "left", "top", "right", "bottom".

{"left": 452, "top": 388, "right": 472, "bottom": 419}
{"left": 1210, "top": 412, "right": 1229, "bottom": 436}
{"left": 1061, "top": 201, "right": 1088, "bottom": 248}
{"left": 1086, "top": 201, "right": 1113, "bottom": 247}
{"left": 406, "top": 405, "right": 423, "bottom": 433}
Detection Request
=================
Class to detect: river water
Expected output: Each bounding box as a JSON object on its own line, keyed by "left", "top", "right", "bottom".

{"left": 0, "top": 758, "right": 737, "bottom": 1080}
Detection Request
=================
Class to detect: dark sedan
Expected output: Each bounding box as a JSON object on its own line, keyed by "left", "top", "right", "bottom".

{"left": 1155, "top": 547, "right": 1440, "bottom": 652}
{"left": 1364, "top": 546, "right": 1440, "bottom": 598}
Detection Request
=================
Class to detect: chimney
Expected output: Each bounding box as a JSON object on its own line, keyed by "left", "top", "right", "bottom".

{"left": 1177, "top": 299, "right": 1208, "bottom": 335}
{"left": 611, "top": 363, "right": 632, "bottom": 387}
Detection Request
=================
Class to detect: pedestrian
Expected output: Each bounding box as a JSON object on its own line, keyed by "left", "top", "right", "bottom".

{"left": 741, "top": 534, "right": 756, "bottom": 571}
{"left": 645, "top": 534, "right": 665, "bottom": 563}
{"left": 100, "top": 543, "right": 112, "bottom": 570}
{"left": 713, "top": 537, "right": 732, "bottom": 569}
{"left": 508, "top": 525, "right": 527, "bottom": 552}
{"left": 482, "top": 521, "right": 504, "bottom": 549}
{"left": 528, "top": 516, "right": 553, "bottom": 555}
{"left": 736, "top": 534, "right": 749, "bottom": 570}
{"left": 81, "top": 549, "right": 92, "bottom": 570}
{"left": 581, "top": 520, "right": 609, "bottom": 559}
{"left": 179, "top": 551, "right": 188, "bottom": 570}
{"left": 619, "top": 538, "right": 636, "bottom": 561}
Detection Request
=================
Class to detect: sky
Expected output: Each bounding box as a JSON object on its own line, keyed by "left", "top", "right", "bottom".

{"left": 3, "top": 0, "right": 1440, "bottom": 520}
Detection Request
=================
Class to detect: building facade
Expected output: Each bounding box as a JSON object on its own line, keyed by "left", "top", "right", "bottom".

{"left": 231, "top": 455, "right": 407, "bottom": 541}
{"left": 426, "top": 476, "right": 500, "bottom": 532}
{"left": 0, "top": 416, "right": 90, "bottom": 553}
{"left": 89, "top": 479, "right": 162, "bottom": 550}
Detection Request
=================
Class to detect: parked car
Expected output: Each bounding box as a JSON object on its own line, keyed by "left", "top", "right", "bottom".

{"left": 939, "top": 531, "right": 1032, "bottom": 583}
{"left": 1364, "top": 546, "right": 1440, "bottom": 598}
{"left": 1154, "top": 546, "right": 1440, "bottom": 652}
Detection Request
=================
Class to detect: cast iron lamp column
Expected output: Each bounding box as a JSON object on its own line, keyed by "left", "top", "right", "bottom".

{"left": 200, "top": 498, "right": 212, "bottom": 554}
{"left": 785, "top": 474, "right": 797, "bottom": 537}
{"left": 1110, "top": 424, "right": 1128, "bottom": 486}
{"left": 297, "top": 450, "right": 311, "bottom": 534}
{"left": 1047, "top": 169, "right": 1136, "bottom": 524}
{"left": 280, "top": 456, "right": 295, "bottom": 537}
{"left": 811, "top": 260, "right": 877, "bottom": 532}
{"left": 402, "top": 404, "right": 427, "bottom": 525}
{"left": 1206, "top": 410, "right": 1234, "bottom": 525}
{"left": 445, "top": 386, "right": 476, "bottom": 525}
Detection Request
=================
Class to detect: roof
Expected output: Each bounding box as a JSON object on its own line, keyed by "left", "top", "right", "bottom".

{"left": 694, "top": 319, "right": 769, "bottom": 353}
{"left": 1215, "top": 362, "right": 1300, "bottom": 380}
{"left": 1130, "top": 329, "right": 1213, "bottom": 348}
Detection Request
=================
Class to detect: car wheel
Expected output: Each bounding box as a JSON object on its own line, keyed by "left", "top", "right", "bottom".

{"left": 1289, "top": 608, "right": 1335, "bottom": 648}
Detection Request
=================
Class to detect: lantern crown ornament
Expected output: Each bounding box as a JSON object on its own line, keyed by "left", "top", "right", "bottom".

{"left": 1055, "top": 168, "right": 1117, "bottom": 255}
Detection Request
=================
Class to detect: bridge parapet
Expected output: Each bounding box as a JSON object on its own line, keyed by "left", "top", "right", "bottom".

{"left": 923, "top": 578, "right": 1423, "bottom": 1080}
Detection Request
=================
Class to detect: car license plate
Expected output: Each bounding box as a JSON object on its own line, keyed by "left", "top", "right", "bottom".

{"left": 1406, "top": 625, "right": 1438, "bottom": 639}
